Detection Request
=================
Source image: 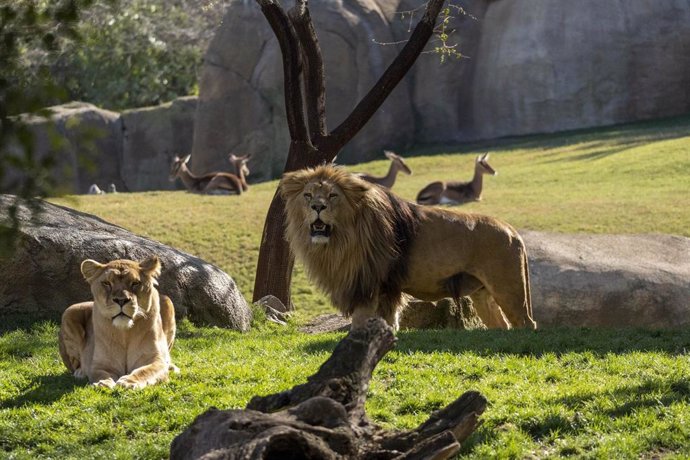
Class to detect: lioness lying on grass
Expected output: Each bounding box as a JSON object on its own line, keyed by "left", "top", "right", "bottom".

{"left": 58, "top": 256, "right": 177, "bottom": 389}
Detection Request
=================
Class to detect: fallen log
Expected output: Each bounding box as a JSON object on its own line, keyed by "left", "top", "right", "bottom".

{"left": 170, "top": 318, "right": 487, "bottom": 459}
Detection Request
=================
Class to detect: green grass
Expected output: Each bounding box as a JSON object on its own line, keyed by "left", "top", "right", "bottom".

{"left": 2, "top": 115, "right": 690, "bottom": 458}
{"left": 2, "top": 323, "right": 690, "bottom": 458}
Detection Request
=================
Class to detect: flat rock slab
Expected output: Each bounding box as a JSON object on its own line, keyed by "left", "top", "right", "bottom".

{"left": 523, "top": 231, "right": 690, "bottom": 328}
{"left": 301, "top": 231, "right": 690, "bottom": 331}
{"left": 0, "top": 195, "right": 252, "bottom": 330}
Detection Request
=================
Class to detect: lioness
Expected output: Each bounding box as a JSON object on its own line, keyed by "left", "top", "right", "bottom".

{"left": 280, "top": 165, "right": 537, "bottom": 331}
{"left": 58, "top": 256, "right": 177, "bottom": 388}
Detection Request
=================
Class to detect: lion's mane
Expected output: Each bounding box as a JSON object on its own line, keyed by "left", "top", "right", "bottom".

{"left": 280, "top": 165, "right": 419, "bottom": 320}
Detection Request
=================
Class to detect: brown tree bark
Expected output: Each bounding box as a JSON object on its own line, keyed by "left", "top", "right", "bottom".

{"left": 252, "top": 0, "right": 449, "bottom": 308}
{"left": 170, "top": 318, "right": 487, "bottom": 459}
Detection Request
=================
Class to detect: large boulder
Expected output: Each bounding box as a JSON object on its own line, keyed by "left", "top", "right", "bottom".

{"left": 0, "top": 195, "right": 252, "bottom": 330}
{"left": 298, "top": 231, "right": 690, "bottom": 331}
{"left": 193, "top": 0, "right": 690, "bottom": 180}
{"left": 523, "top": 231, "right": 690, "bottom": 328}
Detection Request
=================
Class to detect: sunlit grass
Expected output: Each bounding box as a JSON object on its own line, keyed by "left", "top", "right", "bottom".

{"left": 2, "top": 322, "right": 690, "bottom": 459}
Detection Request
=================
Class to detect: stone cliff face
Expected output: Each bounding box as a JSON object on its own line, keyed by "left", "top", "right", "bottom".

{"left": 192, "top": 0, "right": 690, "bottom": 182}
{"left": 471, "top": 0, "right": 690, "bottom": 139}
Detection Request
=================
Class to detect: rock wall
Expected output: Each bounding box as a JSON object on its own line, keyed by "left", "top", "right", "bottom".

{"left": 4, "top": 98, "right": 198, "bottom": 195}
{"left": 192, "top": 0, "right": 690, "bottom": 181}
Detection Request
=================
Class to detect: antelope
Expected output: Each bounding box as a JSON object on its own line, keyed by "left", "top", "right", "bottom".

{"left": 227, "top": 153, "right": 251, "bottom": 192}
{"left": 357, "top": 150, "right": 412, "bottom": 189}
{"left": 416, "top": 153, "right": 497, "bottom": 205}
{"left": 169, "top": 154, "right": 249, "bottom": 195}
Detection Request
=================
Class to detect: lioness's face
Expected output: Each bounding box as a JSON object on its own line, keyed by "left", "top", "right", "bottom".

{"left": 301, "top": 179, "right": 343, "bottom": 244}
{"left": 81, "top": 257, "right": 161, "bottom": 330}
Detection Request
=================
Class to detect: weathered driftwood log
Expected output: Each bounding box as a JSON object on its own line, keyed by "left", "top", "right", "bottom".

{"left": 170, "top": 318, "right": 487, "bottom": 459}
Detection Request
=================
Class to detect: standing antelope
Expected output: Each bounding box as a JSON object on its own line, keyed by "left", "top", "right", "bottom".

{"left": 357, "top": 150, "right": 412, "bottom": 189}
{"left": 416, "top": 153, "right": 497, "bottom": 205}
{"left": 169, "top": 154, "right": 248, "bottom": 195}
{"left": 227, "top": 153, "right": 251, "bottom": 192}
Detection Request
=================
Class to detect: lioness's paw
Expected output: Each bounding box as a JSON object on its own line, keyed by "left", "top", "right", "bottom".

{"left": 169, "top": 363, "right": 180, "bottom": 374}
{"left": 116, "top": 376, "right": 145, "bottom": 389}
{"left": 74, "top": 368, "right": 87, "bottom": 379}
{"left": 94, "top": 378, "right": 116, "bottom": 389}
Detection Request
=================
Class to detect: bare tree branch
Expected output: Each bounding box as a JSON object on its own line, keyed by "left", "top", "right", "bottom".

{"left": 256, "top": 0, "right": 309, "bottom": 143}
{"left": 289, "top": 0, "right": 327, "bottom": 140}
{"left": 330, "top": 0, "right": 447, "bottom": 150}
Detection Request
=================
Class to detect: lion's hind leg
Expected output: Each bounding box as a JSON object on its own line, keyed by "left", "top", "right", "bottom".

{"left": 482, "top": 245, "right": 537, "bottom": 330}
{"left": 58, "top": 302, "right": 93, "bottom": 377}
{"left": 160, "top": 295, "right": 176, "bottom": 351}
{"left": 159, "top": 295, "right": 179, "bottom": 373}
{"left": 445, "top": 273, "right": 512, "bottom": 329}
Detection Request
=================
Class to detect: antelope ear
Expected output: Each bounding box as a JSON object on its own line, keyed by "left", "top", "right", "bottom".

{"left": 139, "top": 255, "right": 162, "bottom": 279}
{"left": 482, "top": 153, "right": 490, "bottom": 160}
{"left": 81, "top": 259, "right": 105, "bottom": 282}
{"left": 384, "top": 150, "right": 396, "bottom": 160}
{"left": 182, "top": 154, "right": 191, "bottom": 164}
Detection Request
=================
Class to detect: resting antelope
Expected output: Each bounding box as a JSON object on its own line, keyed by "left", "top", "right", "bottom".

{"left": 169, "top": 154, "right": 249, "bottom": 195}
{"left": 416, "top": 153, "right": 497, "bottom": 205}
{"left": 227, "top": 153, "right": 251, "bottom": 192}
{"left": 357, "top": 150, "right": 412, "bottom": 189}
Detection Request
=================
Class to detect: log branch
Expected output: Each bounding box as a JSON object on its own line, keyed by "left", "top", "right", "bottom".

{"left": 171, "top": 319, "right": 487, "bottom": 459}
{"left": 247, "top": 317, "right": 397, "bottom": 422}
{"left": 330, "top": 0, "right": 447, "bottom": 150}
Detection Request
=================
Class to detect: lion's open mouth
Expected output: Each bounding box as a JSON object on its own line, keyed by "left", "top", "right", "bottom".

{"left": 310, "top": 219, "right": 331, "bottom": 240}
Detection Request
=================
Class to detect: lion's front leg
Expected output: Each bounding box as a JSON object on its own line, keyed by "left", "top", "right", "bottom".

{"left": 351, "top": 305, "right": 378, "bottom": 330}
{"left": 116, "top": 360, "right": 169, "bottom": 389}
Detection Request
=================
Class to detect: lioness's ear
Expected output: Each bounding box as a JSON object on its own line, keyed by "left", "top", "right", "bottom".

{"left": 279, "top": 170, "right": 310, "bottom": 201}
{"left": 81, "top": 259, "right": 105, "bottom": 282}
{"left": 139, "top": 255, "right": 162, "bottom": 279}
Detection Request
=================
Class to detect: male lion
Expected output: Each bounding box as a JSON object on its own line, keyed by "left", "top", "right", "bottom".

{"left": 58, "top": 256, "right": 177, "bottom": 388}
{"left": 280, "top": 165, "right": 537, "bottom": 331}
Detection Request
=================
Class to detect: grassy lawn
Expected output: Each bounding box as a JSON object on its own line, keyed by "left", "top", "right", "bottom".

{"left": 2, "top": 115, "right": 690, "bottom": 458}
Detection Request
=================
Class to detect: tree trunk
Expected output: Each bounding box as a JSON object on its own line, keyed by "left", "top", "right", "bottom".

{"left": 170, "top": 318, "right": 487, "bottom": 459}
{"left": 252, "top": 0, "right": 448, "bottom": 308}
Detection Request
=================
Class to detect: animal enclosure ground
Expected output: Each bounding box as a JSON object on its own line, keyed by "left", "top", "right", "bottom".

{"left": 2, "top": 115, "right": 689, "bottom": 458}
{"left": 50, "top": 114, "right": 690, "bottom": 320}
{"left": 2, "top": 321, "right": 690, "bottom": 459}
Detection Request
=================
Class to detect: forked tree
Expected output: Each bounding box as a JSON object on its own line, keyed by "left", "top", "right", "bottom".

{"left": 252, "top": 0, "right": 449, "bottom": 308}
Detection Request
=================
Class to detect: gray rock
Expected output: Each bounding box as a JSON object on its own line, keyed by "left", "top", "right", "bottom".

{"left": 471, "top": 0, "right": 690, "bottom": 139}
{"left": 400, "top": 298, "right": 486, "bottom": 330}
{"left": 0, "top": 195, "right": 252, "bottom": 330}
{"left": 523, "top": 231, "right": 690, "bottom": 328}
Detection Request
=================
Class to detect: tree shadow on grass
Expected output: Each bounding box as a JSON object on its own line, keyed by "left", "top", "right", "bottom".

{"left": 556, "top": 377, "right": 690, "bottom": 418}
{"left": 299, "top": 327, "right": 690, "bottom": 357}
{"left": 409, "top": 113, "right": 690, "bottom": 163}
{"left": 0, "top": 372, "right": 86, "bottom": 409}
